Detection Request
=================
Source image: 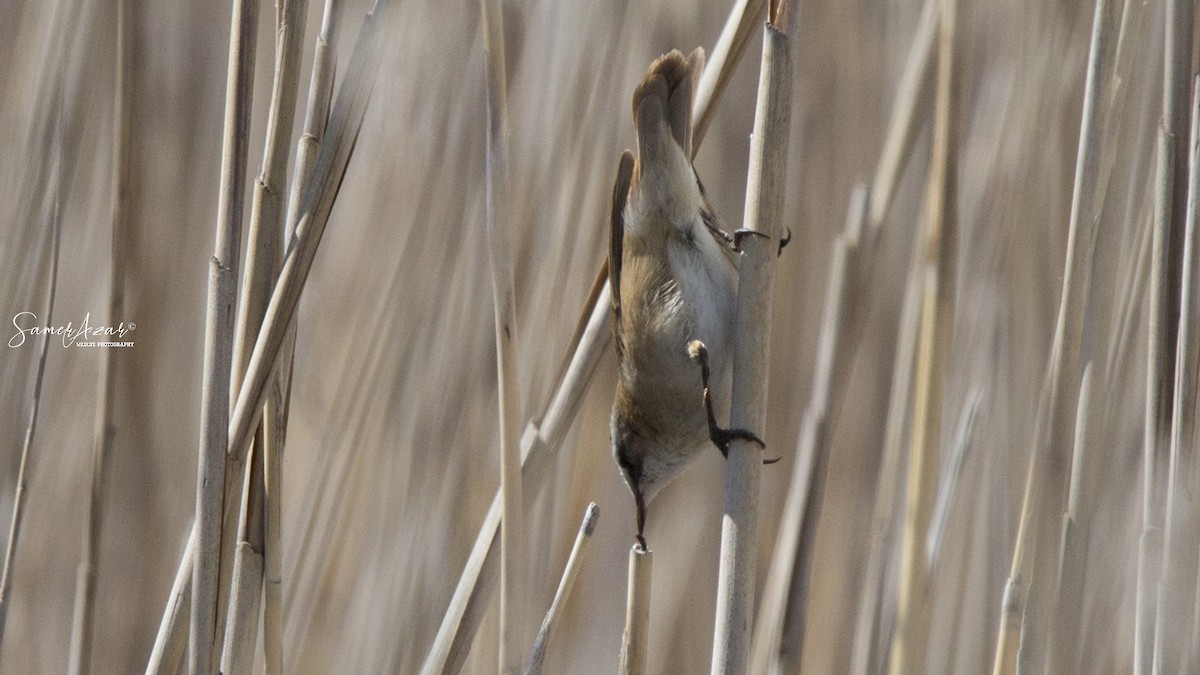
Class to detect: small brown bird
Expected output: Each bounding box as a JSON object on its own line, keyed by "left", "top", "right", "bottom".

{"left": 609, "top": 48, "right": 773, "bottom": 549}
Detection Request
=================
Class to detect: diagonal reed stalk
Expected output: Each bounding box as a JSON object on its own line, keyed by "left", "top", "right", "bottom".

{"left": 419, "top": 0, "right": 772, "bottom": 668}
{"left": 991, "top": 1, "right": 1107, "bottom": 672}
{"left": 67, "top": 1, "right": 130, "bottom": 669}
{"left": 524, "top": 503, "right": 598, "bottom": 675}
{"left": 0, "top": 114, "right": 66, "bottom": 657}
{"left": 479, "top": 0, "right": 527, "bottom": 670}
{"left": 219, "top": 0, "right": 309, "bottom": 670}
{"left": 887, "top": 1, "right": 958, "bottom": 671}
{"left": 751, "top": 184, "right": 870, "bottom": 674}
{"left": 190, "top": 0, "right": 258, "bottom": 669}
{"left": 710, "top": 3, "right": 794, "bottom": 671}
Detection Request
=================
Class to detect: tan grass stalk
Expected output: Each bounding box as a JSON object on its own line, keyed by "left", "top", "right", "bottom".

{"left": 524, "top": 503, "right": 599, "bottom": 675}
{"left": 691, "top": 0, "right": 766, "bottom": 152}
{"left": 1136, "top": 126, "right": 1173, "bottom": 675}
{"left": 0, "top": 129, "right": 65, "bottom": 654}
{"left": 67, "top": 3, "right": 131, "bottom": 668}
{"left": 146, "top": 525, "right": 197, "bottom": 674}
{"left": 1046, "top": 362, "right": 1095, "bottom": 674}
{"left": 925, "top": 389, "right": 980, "bottom": 579}
{"left": 618, "top": 544, "right": 653, "bottom": 675}
{"left": 869, "top": 0, "right": 939, "bottom": 231}
{"left": 1152, "top": 74, "right": 1200, "bottom": 673}
{"left": 710, "top": 10, "right": 793, "bottom": 672}
{"left": 420, "top": 0, "right": 769, "bottom": 666}
{"left": 190, "top": 0, "right": 259, "bottom": 668}
{"left": 220, "top": 0, "right": 310, "bottom": 667}
{"left": 991, "top": 1, "right": 1107, "bottom": 672}
{"left": 149, "top": 2, "right": 383, "bottom": 671}
{"left": 750, "top": 184, "right": 869, "bottom": 674}
{"left": 262, "top": 2, "right": 339, "bottom": 670}
{"left": 479, "top": 0, "right": 527, "bottom": 670}
{"left": 887, "top": 0, "right": 958, "bottom": 671}
{"left": 419, "top": 301, "right": 609, "bottom": 675}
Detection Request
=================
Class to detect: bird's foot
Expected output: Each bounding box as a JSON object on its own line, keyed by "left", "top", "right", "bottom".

{"left": 687, "top": 339, "right": 777, "bottom": 464}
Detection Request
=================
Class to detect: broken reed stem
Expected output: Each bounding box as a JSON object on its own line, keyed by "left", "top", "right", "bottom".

{"left": 524, "top": 503, "right": 599, "bottom": 675}
{"left": 67, "top": 4, "right": 130, "bottom": 669}
{"left": 420, "top": 0, "right": 769, "bottom": 666}
{"left": 190, "top": 0, "right": 258, "bottom": 668}
{"left": 992, "top": 1, "right": 1107, "bottom": 672}
{"left": 711, "top": 19, "right": 792, "bottom": 674}
{"left": 219, "top": 0, "right": 309, "bottom": 668}
{"left": 750, "top": 184, "right": 869, "bottom": 674}
{"left": 887, "top": 0, "right": 957, "bottom": 671}
{"left": 479, "top": 0, "right": 527, "bottom": 671}
{"left": 0, "top": 138, "right": 65, "bottom": 655}
{"left": 618, "top": 545, "right": 653, "bottom": 675}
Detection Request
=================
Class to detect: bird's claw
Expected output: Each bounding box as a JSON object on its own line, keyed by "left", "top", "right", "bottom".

{"left": 778, "top": 227, "right": 792, "bottom": 256}
{"left": 732, "top": 228, "right": 769, "bottom": 252}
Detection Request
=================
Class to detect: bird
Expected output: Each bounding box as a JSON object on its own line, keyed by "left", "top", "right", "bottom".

{"left": 608, "top": 48, "right": 776, "bottom": 550}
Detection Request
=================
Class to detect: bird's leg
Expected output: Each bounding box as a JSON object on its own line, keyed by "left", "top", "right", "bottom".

{"left": 687, "top": 340, "right": 776, "bottom": 463}
{"left": 778, "top": 226, "right": 792, "bottom": 256}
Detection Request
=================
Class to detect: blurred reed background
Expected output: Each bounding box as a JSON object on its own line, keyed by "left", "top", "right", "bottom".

{"left": 0, "top": 0, "right": 1196, "bottom": 672}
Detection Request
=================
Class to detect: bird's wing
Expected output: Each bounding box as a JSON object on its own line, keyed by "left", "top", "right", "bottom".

{"left": 610, "top": 150, "right": 635, "bottom": 363}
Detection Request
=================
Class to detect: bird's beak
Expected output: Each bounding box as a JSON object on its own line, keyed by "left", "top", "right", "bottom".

{"left": 634, "top": 483, "right": 648, "bottom": 550}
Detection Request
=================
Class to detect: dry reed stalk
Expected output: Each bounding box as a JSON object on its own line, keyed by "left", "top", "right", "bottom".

{"left": 420, "top": 0, "right": 770, "bottom": 666}
{"left": 524, "top": 503, "right": 599, "bottom": 675}
{"left": 67, "top": 3, "right": 130, "bottom": 668}
{"left": 262, "top": 1, "right": 340, "bottom": 669}
{"left": 1046, "top": 362, "right": 1095, "bottom": 674}
{"left": 146, "top": 524, "right": 197, "bottom": 673}
{"left": 1137, "top": 126, "right": 1173, "bottom": 675}
{"left": 710, "top": 7, "right": 793, "bottom": 671}
{"left": 190, "top": 0, "right": 258, "bottom": 668}
{"left": 479, "top": 0, "right": 528, "bottom": 670}
{"left": 149, "top": 2, "right": 382, "bottom": 670}
{"left": 0, "top": 126, "right": 65, "bottom": 654}
{"left": 925, "top": 389, "right": 980, "bottom": 579}
{"left": 220, "top": 0, "right": 310, "bottom": 667}
{"left": 870, "top": 0, "right": 939, "bottom": 231}
{"left": 991, "top": 1, "right": 1107, "bottom": 672}
{"left": 849, "top": 255, "right": 922, "bottom": 675}
{"left": 840, "top": 7, "right": 942, "bottom": 671}
{"left": 692, "top": 0, "right": 766, "bottom": 151}
{"left": 618, "top": 544, "right": 653, "bottom": 675}
{"left": 750, "top": 184, "right": 869, "bottom": 674}
{"left": 419, "top": 298, "right": 609, "bottom": 675}
{"left": 887, "top": 0, "right": 957, "bottom": 671}
{"left": 1153, "top": 75, "right": 1200, "bottom": 674}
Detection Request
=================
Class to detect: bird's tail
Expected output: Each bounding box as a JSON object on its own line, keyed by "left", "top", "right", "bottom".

{"left": 632, "top": 48, "right": 705, "bottom": 165}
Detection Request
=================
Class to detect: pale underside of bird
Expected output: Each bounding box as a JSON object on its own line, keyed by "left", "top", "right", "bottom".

{"left": 608, "top": 48, "right": 769, "bottom": 549}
